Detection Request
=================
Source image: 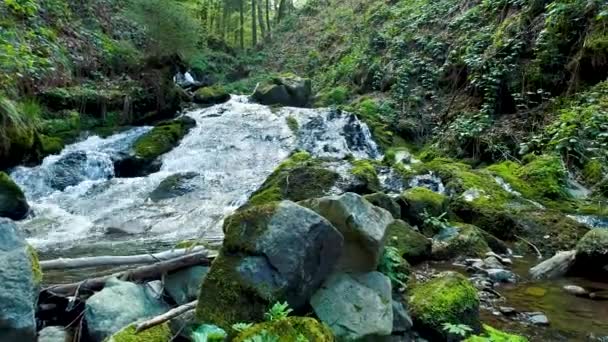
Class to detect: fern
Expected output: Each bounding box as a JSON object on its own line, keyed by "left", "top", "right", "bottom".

{"left": 264, "top": 301, "right": 293, "bottom": 321}
{"left": 442, "top": 322, "right": 473, "bottom": 338}
{"left": 232, "top": 322, "right": 254, "bottom": 332}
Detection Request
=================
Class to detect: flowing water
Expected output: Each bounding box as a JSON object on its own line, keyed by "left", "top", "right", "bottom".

{"left": 11, "top": 96, "right": 380, "bottom": 258}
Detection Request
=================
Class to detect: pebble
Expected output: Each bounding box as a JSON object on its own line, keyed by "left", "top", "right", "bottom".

{"left": 498, "top": 306, "right": 517, "bottom": 316}
{"left": 486, "top": 268, "right": 517, "bottom": 283}
{"left": 563, "top": 285, "right": 588, "bottom": 297}
{"left": 526, "top": 312, "right": 550, "bottom": 326}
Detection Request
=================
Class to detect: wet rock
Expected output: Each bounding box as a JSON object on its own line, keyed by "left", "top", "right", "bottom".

{"left": 392, "top": 300, "right": 413, "bottom": 334}
{"left": 196, "top": 201, "right": 343, "bottom": 329}
{"left": 0, "top": 172, "right": 29, "bottom": 220}
{"left": 563, "top": 285, "right": 589, "bottom": 297}
{"left": 85, "top": 278, "right": 168, "bottom": 342}
{"left": 525, "top": 312, "right": 549, "bottom": 326}
{"left": 113, "top": 153, "right": 162, "bottom": 178}
{"left": 485, "top": 252, "right": 512, "bottom": 265}
{"left": 485, "top": 268, "right": 516, "bottom": 283}
{"left": 575, "top": 229, "right": 608, "bottom": 275}
{"left": 386, "top": 219, "right": 432, "bottom": 264}
{"left": 431, "top": 223, "right": 490, "bottom": 260}
{"left": 38, "top": 326, "right": 67, "bottom": 342}
{"left": 48, "top": 151, "right": 113, "bottom": 190}
{"left": 301, "top": 192, "right": 394, "bottom": 272}
{"left": 530, "top": 250, "right": 576, "bottom": 280}
{"left": 483, "top": 256, "right": 505, "bottom": 269}
{"left": 0, "top": 219, "right": 38, "bottom": 342}
{"left": 193, "top": 86, "right": 230, "bottom": 105}
{"left": 149, "top": 172, "right": 199, "bottom": 202}
{"left": 498, "top": 306, "right": 517, "bottom": 316}
{"left": 234, "top": 317, "right": 333, "bottom": 341}
{"left": 399, "top": 187, "right": 448, "bottom": 229}
{"left": 311, "top": 272, "right": 393, "bottom": 340}
{"left": 251, "top": 74, "right": 312, "bottom": 107}
{"left": 165, "top": 266, "right": 209, "bottom": 305}
{"left": 364, "top": 192, "right": 401, "bottom": 219}
{"left": 409, "top": 271, "right": 480, "bottom": 340}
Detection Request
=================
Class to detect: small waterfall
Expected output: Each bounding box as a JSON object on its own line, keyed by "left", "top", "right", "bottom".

{"left": 409, "top": 172, "right": 446, "bottom": 194}
{"left": 11, "top": 96, "right": 381, "bottom": 254}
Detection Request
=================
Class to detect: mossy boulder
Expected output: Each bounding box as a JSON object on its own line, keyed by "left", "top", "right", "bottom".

{"left": 431, "top": 223, "right": 490, "bottom": 260}
{"left": 400, "top": 187, "right": 448, "bottom": 227}
{"left": 196, "top": 201, "right": 343, "bottom": 329}
{"left": 386, "top": 220, "right": 431, "bottom": 264}
{"left": 234, "top": 317, "right": 334, "bottom": 342}
{"left": 409, "top": 271, "right": 481, "bottom": 340}
{"left": 364, "top": 192, "right": 401, "bottom": 219}
{"left": 133, "top": 116, "right": 196, "bottom": 160}
{"left": 574, "top": 229, "right": 608, "bottom": 275}
{"left": 0, "top": 126, "right": 37, "bottom": 169}
{"left": 37, "top": 134, "right": 64, "bottom": 156}
{"left": 193, "top": 85, "right": 230, "bottom": 105}
{"left": 247, "top": 152, "right": 339, "bottom": 206}
{"left": 350, "top": 160, "right": 381, "bottom": 194}
{"left": 0, "top": 172, "right": 29, "bottom": 220}
{"left": 251, "top": 74, "right": 312, "bottom": 107}
{"left": 105, "top": 323, "right": 172, "bottom": 342}
{"left": 300, "top": 192, "right": 394, "bottom": 272}
{"left": 464, "top": 324, "right": 528, "bottom": 342}
{"left": 148, "top": 172, "right": 198, "bottom": 202}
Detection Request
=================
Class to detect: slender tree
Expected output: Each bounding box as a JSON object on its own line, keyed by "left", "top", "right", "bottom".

{"left": 265, "top": 0, "right": 271, "bottom": 38}
{"left": 251, "top": 0, "right": 257, "bottom": 46}
{"left": 257, "top": 0, "right": 266, "bottom": 41}
{"left": 239, "top": 0, "right": 245, "bottom": 49}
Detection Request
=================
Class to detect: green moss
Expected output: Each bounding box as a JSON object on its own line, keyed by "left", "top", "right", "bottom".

{"left": 247, "top": 153, "right": 339, "bottom": 206}
{"left": 315, "top": 86, "right": 350, "bottom": 107}
{"left": 583, "top": 159, "right": 604, "bottom": 185}
{"left": 193, "top": 85, "right": 230, "bottom": 105}
{"left": 401, "top": 186, "right": 448, "bottom": 226}
{"left": 409, "top": 271, "right": 480, "bottom": 339}
{"left": 234, "top": 317, "right": 334, "bottom": 342}
{"left": 26, "top": 244, "right": 42, "bottom": 285}
{"left": 431, "top": 222, "right": 490, "bottom": 260}
{"left": 351, "top": 159, "right": 381, "bottom": 193}
{"left": 576, "top": 228, "right": 608, "bottom": 262}
{"left": 464, "top": 324, "right": 528, "bottom": 342}
{"left": 286, "top": 116, "right": 299, "bottom": 133}
{"left": 0, "top": 171, "right": 29, "bottom": 220}
{"left": 386, "top": 220, "right": 432, "bottom": 264}
{"left": 106, "top": 323, "right": 172, "bottom": 342}
{"left": 517, "top": 155, "right": 568, "bottom": 200}
{"left": 38, "top": 134, "right": 64, "bottom": 155}
{"left": 133, "top": 117, "right": 195, "bottom": 160}
{"left": 363, "top": 192, "right": 401, "bottom": 218}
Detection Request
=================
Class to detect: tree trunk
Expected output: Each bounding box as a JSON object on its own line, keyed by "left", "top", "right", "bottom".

{"left": 266, "top": 0, "right": 271, "bottom": 38}
{"left": 240, "top": 0, "right": 245, "bottom": 50}
{"left": 222, "top": 0, "right": 228, "bottom": 40}
{"left": 251, "top": 0, "right": 257, "bottom": 47}
{"left": 277, "top": 0, "right": 286, "bottom": 23}
{"left": 257, "top": 0, "right": 266, "bottom": 42}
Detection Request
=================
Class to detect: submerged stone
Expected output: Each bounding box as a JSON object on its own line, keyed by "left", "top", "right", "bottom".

{"left": 311, "top": 272, "right": 393, "bottom": 340}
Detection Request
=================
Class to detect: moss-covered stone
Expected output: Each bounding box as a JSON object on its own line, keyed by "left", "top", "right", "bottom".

{"left": 251, "top": 74, "right": 312, "bottom": 107}
{"left": 149, "top": 172, "right": 198, "bottom": 202}
{"left": 386, "top": 219, "right": 431, "bottom": 264}
{"left": 400, "top": 186, "right": 448, "bottom": 226}
{"left": 193, "top": 85, "right": 230, "bottom": 105}
{"left": 247, "top": 152, "right": 339, "bottom": 206}
{"left": 409, "top": 271, "right": 480, "bottom": 340}
{"left": 431, "top": 223, "right": 490, "bottom": 260}
{"left": 464, "top": 324, "right": 528, "bottom": 342}
{"left": 350, "top": 159, "right": 381, "bottom": 194}
{"left": 286, "top": 115, "right": 299, "bottom": 133}
{"left": 133, "top": 116, "right": 196, "bottom": 160}
{"left": 364, "top": 192, "right": 401, "bottom": 218}
{"left": 26, "top": 245, "right": 42, "bottom": 286}
{"left": 105, "top": 323, "right": 172, "bottom": 342}
{"left": 575, "top": 228, "right": 608, "bottom": 274}
{"left": 234, "top": 317, "right": 334, "bottom": 342}
{"left": 38, "top": 134, "right": 64, "bottom": 156}
{"left": 0, "top": 172, "right": 29, "bottom": 220}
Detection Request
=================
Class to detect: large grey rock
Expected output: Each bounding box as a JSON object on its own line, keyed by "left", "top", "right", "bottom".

{"left": 301, "top": 192, "right": 394, "bottom": 272}
{"left": 251, "top": 74, "right": 312, "bottom": 107}
{"left": 530, "top": 250, "right": 576, "bottom": 280}
{"left": 38, "top": 326, "right": 67, "bottom": 342}
{"left": 0, "top": 172, "right": 29, "bottom": 220}
{"left": 0, "top": 219, "right": 37, "bottom": 342}
{"left": 165, "top": 266, "right": 209, "bottom": 305}
{"left": 196, "top": 201, "right": 343, "bottom": 328}
{"left": 364, "top": 192, "right": 401, "bottom": 219}
{"left": 85, "top": 278, "right": 168, "bottom": 342}
{"left": 311, "top": 272, "right": 393, "bottom": 340}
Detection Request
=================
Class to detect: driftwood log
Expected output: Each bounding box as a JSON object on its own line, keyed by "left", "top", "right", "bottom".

{"left": 43, "top": 251, "right": 213, "bottom": 297}
{"left": 40, "top": 247, "right": 209, "bottom": 271}
{"left": 135, "top": 300, "right": 198, "bottom": 333}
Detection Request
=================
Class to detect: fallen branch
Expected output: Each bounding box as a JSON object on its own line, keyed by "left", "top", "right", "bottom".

{"left": 514, "top": 234, "right": 542, "bottom": 259}
{"left": 135, "top": 300, "right": 198, "bottom": 333}
{"left": 43, "top": 252, "right": 212, "bottom": 297}
{"left": 41, "top": 247, "right": 208, "bottom": 271}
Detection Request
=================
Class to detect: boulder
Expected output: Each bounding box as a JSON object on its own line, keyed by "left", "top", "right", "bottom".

{"left": 530, "top": 250, "right": 576, "bottom": 280}
{"left": 149, "top": 172, "right": 199, "bottom": 202}
{"left": 196, "top": 201, "right": 343, "bottom": 329}
{"left": 85, "top": 278, "right": 168, "bottom": 342}
{"left": 38, "top": 327, "right": 68, "bottom": 342}
{"left": 409, "top": 271, "right": 480, "bottom": 340}
{"left": 386, "top": 220, "right": 432, "bottom": 264}
{"left": 311, "top": 272, "right": 393, "bottom": 340}
{"left": 193, "top": 85, "right": 230, "bottom": 105}
{"left": 0, "top": 172, "right": 29, "bottom": 220}
{"left": 48, "top": 151, "right": 114, "bottom": 190}
{"left": 431, "top": 223, "right": 490, "bottom": 260}
{"left": 392, "top": 300, "right": 414, "bottom": 334}
{"left": 234, "top": 317, "right": 333, "bottom": 342}
{"left": 106, "top": 323, "right": 172, "bottom": 342}
{"left": 0, "top": 219, "right": 39, "bottom": 341}
{"left": 399, "top": 187, "right": 448, "bottom": 229}
{"left": 251, "top": 74, "right": 312, "bottom": 107}
{"left": 133, "top": 116, "right": 196, "bottom": 160}
{"left": 164, "top": 266, "right": 209, "bottom": 305}
{"left": 575, "top": 228, "right": 608, "bottom": 275}
{"left": 364, "top": 192, "right": 401, "bottom": 219}
{"left": 301, "top": 192, "right": 394, "bottom": 272}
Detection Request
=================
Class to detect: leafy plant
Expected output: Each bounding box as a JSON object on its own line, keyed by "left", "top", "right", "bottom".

{"left": 378, "top": 246, "right": 409, "bottom": 287}
{"left": 244, "top": 330, "right": 280, "bottom": 342}
{"left": 442, "top": 322, "right": 473, "bottom": 338}
{"left": 422, "top": 210, "right": 450, "bottom": 232}
{"left": 191, "top": 324, "right": 227, "bottom": 342}
{"left": 232, "top": 322, "right": 254, "bottom": 332}
{"left": 264, "top": 301, "right": 293, "bottom": 321}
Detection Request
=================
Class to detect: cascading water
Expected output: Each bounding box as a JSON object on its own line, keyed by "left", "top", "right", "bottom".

{"left": 10, "top": 96, "right": 380, "bottom": 256}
